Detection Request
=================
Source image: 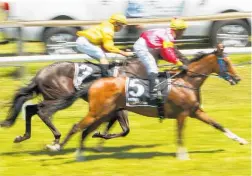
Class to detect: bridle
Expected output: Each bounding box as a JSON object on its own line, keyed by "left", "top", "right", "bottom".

{"left": 158, "top": 53, "right": 235, "bottom": 90}
{"left": 217, "top": 56, "right": 232, "bottom": 81}
{"left": 186, "top": 54, "right": 232, "bottom": 81}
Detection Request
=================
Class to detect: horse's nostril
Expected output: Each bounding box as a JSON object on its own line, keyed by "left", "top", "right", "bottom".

{"left": 230, "top": 80, "right": 236, "bottom": 85}
{"left": 235, "top": 77, "right": 241, "bottom": 82}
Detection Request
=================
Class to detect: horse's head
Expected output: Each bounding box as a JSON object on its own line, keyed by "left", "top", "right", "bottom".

{"left": 213, "top": 44, "right": 241, "bottom": 85}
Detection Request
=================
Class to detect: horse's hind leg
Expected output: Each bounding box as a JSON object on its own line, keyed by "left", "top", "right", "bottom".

{"left": 57, "top": 110, "right": 114, "bottom": 152}
{"left": 92, "top": 115, "right": 117, "bottom": 151}
{"left": 48, "top": 79, "right": 122, "bottom": 154}
{"left": 191, "top": 108, "right": 248, "bottom": 145}
{"left": 36, "top": 101, "right": 61, "bottom": 148}
{"left": 76, "top": 105, "right": 119, "bottom": 160}
{"left": 55, "top": 113, "right": 97, "bottom": 151}
{"left": 93, "top": 110, "right": 130, "bottom": 152}
{"left": 108, "top": 110, "right": 130, "bottom": 137}
{"left": 14, "top": 104, "right": 38, "bottom": 143}
{"left": 93, "top": 110, "right": 130, "bottom": 139}
{"left": 93, "top": 115, "right": 117, "bottom": 139}
{"left": 54, "top": 102, "right": 117, "bottom": 153}
{"left": 77, "top": 117, "right": 106, "bottom": 161}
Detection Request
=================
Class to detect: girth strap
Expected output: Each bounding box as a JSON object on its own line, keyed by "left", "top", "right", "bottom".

{"left": 156, "top": 97, "right": 165, "bottom": 122}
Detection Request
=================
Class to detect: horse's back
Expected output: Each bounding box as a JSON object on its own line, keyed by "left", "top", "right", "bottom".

{"left": 36, "top": 61, "right": 75, "bottom": 81}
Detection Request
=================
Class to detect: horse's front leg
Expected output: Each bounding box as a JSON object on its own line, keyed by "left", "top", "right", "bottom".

{"left": 191, "top": 108, "right": 248, "bottom": 145}
{"left": 176, "top": 112, "right": 190, "bottom": 160}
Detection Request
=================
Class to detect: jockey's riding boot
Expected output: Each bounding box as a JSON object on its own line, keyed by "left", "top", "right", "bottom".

{"left": 100, "top": 64, "right": 110, "bottom": 77}
{"left": 149, "top": 72, "right": 158, "bottom": 102}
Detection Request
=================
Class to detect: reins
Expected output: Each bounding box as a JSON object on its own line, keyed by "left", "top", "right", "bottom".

{"left": 186, "top": 70, "right": 219, "bottom": 78}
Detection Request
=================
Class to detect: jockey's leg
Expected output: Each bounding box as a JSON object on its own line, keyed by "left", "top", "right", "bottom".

{"left": 100, "top": 58, "right": 110, "bottom": 77}
{"left": 149, "top": 72, "right": 158, "bottom": 100}
{"left": 133, "top": 38, "right": 159, "bottom": 101}
{"left": 138, "top": 52, "right": 159, "bottom": 100}
{"left": 76, "top": 36, "right": 109, "bottom": 77}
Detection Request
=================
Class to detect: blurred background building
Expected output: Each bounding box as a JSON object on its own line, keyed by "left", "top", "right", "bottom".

{"left": 0, "top": 0, "right": 251, "bottom": 55}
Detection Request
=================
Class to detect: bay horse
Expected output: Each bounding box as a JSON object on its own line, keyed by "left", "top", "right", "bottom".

{"left": 0, "top": 57, "right": 148, "bottom": 148}
{"left": 46, "top": 50, "right": 248, "bottom": 160}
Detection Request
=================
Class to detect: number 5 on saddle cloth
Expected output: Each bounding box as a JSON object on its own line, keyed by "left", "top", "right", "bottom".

{"left": 125, "top": 72, "right": 172, "bottom": 119}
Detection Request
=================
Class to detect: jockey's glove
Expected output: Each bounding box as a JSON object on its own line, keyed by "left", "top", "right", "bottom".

{"left": 179, "top": 65, "right": 188, "bottom": 71}
{"left": 175, "top": 60, "right": 183, "bottom": 66}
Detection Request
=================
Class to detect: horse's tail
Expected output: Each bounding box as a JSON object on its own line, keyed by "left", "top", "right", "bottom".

{"left": 0, "top": 79, "right": 38, "bottom": 127}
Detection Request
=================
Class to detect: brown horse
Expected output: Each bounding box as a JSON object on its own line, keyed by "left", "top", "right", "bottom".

{"left": 47, "top": 49, "right": 248, "bottom": 160}
{"left": 0, "top": 57, "right": 148, "bottom": 148}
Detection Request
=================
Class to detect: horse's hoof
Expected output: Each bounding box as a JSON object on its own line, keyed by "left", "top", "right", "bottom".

{"left": 14, "top": 136, "right": 23, "bottom": 143}
{"left": 75, "top": 149, "right": 85, "bottom": 161}
{"left": 76, "top": 155, "right": 85, "bottom": 162}
{"left": 0, "top": 121, "right": 12, "bottom": 128}
{"left": 94, "top": 146, "right": 103, "bottom": 152}
{"left": 176, "top": 147, "right": 190, "bottom": 160}
{"left": 92, "top": 132, "right": 101, "bottom": 138}
{"left": 176, "top": 154, "right": 191, "bottom": 160}
{"left": 46, "top": 144, "right": 61, "bottom": 152}
{"left": 239, "top": 138, "right": 249, "bottom": 145}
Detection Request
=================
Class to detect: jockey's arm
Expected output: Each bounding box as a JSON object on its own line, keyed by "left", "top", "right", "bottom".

{"left": 76, "top": 30, "right": 84, "bottom": 36}
{"left": 102, "top": 34, "right": 132, "bottom": 56}
{"left": 174, "top": 45, "right": 188, "bottom": 64}
{"left": 160, "top": 41, "right": 183, "bottom": 66}
{"left": 102, "top": 33, "right": 121, "bottom": 53}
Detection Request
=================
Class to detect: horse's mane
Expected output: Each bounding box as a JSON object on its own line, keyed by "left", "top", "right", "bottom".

{"left": 189, "top": 51, "right": 217, "bottom": 64}
{"left": 172, "top": 50, "right": 218, "bottom": 78}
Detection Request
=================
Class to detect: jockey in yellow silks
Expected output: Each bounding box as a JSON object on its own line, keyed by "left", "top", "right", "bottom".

{"left": 76, "top": 13, "right": 133, "bottom": 77}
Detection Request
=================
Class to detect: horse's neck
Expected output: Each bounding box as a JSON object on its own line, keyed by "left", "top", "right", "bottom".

{"left": 185, "top": 55, "right": 216, "bottom": 88}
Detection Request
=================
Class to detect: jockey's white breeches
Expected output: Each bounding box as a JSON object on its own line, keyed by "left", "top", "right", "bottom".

{"left": 76, "top": 37, "right": 106, "bottom": 60}
{"left": 133, "top": 37, "right": 158, "bottom": 75}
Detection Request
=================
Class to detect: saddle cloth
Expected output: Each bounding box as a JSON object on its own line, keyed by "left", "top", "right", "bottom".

{"left": 73, "top": 62, "right": 120, "bottom": 90}
{"left": 73, "top": 62, "right": 101, "bottom": 90}
{"left": 125, "top": 76, "right": 172, "bottom": 107}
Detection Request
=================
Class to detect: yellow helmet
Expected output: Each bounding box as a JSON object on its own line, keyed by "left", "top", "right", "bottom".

{"left": 170, "top": 18, "right": 188, "bottom": 30}
{"left": 109, "top": 13, "right": 127, "bottom": 25}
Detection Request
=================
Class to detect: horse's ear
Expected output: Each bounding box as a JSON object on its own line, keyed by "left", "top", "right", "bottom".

{"left": 215, "top": 43, "right": 225, "bottom": 56}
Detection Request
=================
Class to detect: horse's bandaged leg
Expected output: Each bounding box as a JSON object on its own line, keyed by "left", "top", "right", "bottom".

{"left": 46, "top": 143, "right": 61, "bottom": 152}
{"left": 176, "top": 147, "right": 190, "bottom": 160}
{"left": 224, "top": 128, "right": 248, "bottom": 145}
{"left": 75, "top": 148, "right": 85, "bottom": 161}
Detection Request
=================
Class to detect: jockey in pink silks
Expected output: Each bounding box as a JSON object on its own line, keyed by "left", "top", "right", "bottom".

{"left": 133, "top": 18, "right": 188, "bottom": 101}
